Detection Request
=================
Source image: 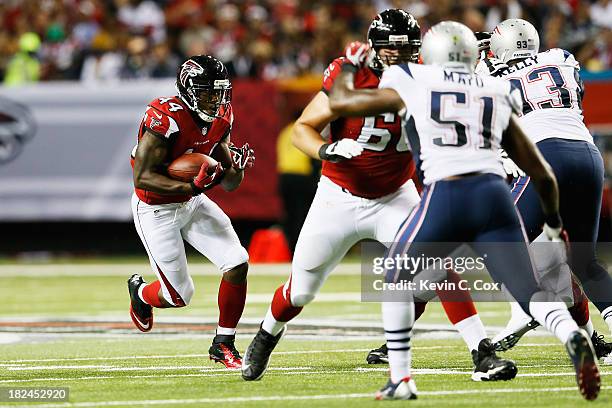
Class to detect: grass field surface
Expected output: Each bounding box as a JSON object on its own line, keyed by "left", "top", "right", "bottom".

{"left": 1, "top": 261, "right": 611, "bottom": 407}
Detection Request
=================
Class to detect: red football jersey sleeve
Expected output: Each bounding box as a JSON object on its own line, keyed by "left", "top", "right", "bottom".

{"left": 141, "top": 105, "right": 180, "bottom": 140}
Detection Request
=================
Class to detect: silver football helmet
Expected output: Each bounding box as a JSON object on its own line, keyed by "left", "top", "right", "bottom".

{"left": 490, "top": 19, "right": 540, "bottom": 63}
{"left": 421, "top": 21, "right": 478, "bottom": 72}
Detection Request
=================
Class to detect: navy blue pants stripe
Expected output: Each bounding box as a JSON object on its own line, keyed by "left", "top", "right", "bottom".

{"left": 394, "top": 183, "right": 435, "bottom": 255}
{"left": 510, "top": 176, "right": 530, "bottom": 205}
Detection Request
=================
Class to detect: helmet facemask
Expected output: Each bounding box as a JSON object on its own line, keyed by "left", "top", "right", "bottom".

{"left": 373, "top": 44, "right": 420, "bottom": 70}
{"left": 369, "top": 36, "right": 421, "bottom": 71}
{"left": 182, "top": 79, "right": 232, "bottom": 122}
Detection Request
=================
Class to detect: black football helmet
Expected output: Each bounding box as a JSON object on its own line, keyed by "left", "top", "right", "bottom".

{"left": 176, "top": 55, "right": 231, "bottom": 122}
{"left": 367, "top": 9, "right": 421, "bottom": 71}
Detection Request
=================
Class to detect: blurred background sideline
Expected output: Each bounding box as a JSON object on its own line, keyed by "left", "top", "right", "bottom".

{"left": 0, "top": 0, "right": 611, "bottom": 262}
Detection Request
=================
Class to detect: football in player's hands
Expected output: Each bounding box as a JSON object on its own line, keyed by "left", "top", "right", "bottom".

{"left": 167, "top": 153, "right": 219, "bottom": 182}
{"left": 192, "top": 160, "right": 224, "bottom": 192}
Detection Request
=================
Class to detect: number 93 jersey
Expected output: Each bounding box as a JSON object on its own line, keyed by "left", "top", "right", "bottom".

{"left": 380, "top": 63, "right": 520, "bottom": 185}
{"left": 321, "top": 58, "right": 416, "bottom": 199}
{"left": 494, "top": 49, "right": 592, "bottom": 144}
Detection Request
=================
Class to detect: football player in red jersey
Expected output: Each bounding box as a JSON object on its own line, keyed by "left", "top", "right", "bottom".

{"left": 242, "top": 10, "right": 515, "bottom": 382}
{"left": 127, "top": 55, "right": 255, "bottom": 369}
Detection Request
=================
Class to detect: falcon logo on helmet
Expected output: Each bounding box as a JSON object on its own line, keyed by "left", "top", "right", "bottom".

{"left": 175, "top": 55, "right": 232, "bottom": 123}
{"left": 179, "top": 60, "right": 205, "bottom": 88}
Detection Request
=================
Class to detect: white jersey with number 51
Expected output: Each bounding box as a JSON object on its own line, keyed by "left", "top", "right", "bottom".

{"left": 380, "top": 63, "right": 521, "bottom": 185}
{"left": 491, "top": 48, "right": 592, "bottom": 144}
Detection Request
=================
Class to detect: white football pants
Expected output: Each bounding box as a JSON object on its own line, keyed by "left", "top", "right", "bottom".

{"left": 131, "top": 193, "right": 248, "bottom": 306}
{"left": 289, "top": 176, "right": 421, "bottom": 306}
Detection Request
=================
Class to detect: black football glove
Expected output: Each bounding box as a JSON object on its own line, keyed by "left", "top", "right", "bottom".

{"left": 476, "top": 57, "right": 509, "bottom": 77}
{"left": 475, "top": 31, "right": 492, "bottom": 56}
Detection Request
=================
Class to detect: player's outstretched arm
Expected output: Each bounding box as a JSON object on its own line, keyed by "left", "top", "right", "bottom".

{"left": 328, "top": 69, "right": 404, "bottom": 117}
{"left": 133, "top": 131, "right": 195, "bottom": 195}
{"left": 502, "top": 115, "right": 561, "bottom": 228}
{"left": 292, "top": 91, "right": 338, "bottom": 159}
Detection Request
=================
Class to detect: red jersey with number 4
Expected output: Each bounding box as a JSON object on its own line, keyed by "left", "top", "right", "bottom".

{"left": 321, "top": 58, "right": 415, "bottom": 199}
{"left": 131, "top": 96, "right": 233, "bottom": 205}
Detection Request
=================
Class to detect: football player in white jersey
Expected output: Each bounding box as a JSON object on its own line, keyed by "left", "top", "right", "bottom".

{"left": 328, "top": 21, "right": 601, "bottom": 401}
{"left": 475, "top": 19, "right": 612, "bottom": 358}
{"left": 241, "top": 10, "right": 516, "bottom": 384}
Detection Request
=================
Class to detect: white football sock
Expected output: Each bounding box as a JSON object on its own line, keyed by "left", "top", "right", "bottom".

{"left": 529, "top": 300, "right": 579, "bottom": 344}
{"left": 454, "top": 314, "right": 487, "bottom": 351}
{"left": 601, "top": 306, "right": 612, "bottom": 336}
{"left": 581, "top": 319, "right": 594, "bottom": 337}
{"left": 261, "top": 307, "right": 286, "bottom": 336}
{"left": 493, "top": 297, "right": 535, "bottom": 343}
{"left": 509, "top": 300, "right": 533, "bottom": 324}
{"left": 216, "top": 326, "right": 236, "bottom": 336}
{"left": 382, "top": 301, "right": 414, "bottom": 383}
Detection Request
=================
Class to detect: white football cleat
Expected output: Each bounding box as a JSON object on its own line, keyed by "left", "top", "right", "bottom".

{"left": 375, "top": 377, "right": 418, "bottom": 400}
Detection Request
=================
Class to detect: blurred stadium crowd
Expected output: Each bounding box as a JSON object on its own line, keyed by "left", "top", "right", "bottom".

{"left": 1, "top": 0, "right": 611, "bottom": 85}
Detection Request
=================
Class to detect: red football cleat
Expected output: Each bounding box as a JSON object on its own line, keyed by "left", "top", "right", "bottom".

{"left": 209, "top": 334, "right": 242, "bottom": 369}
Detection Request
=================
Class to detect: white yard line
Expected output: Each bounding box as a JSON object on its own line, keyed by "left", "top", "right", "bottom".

{"left": 2, "top": 366, "right": 610, "bottom": 382}
{"left": 356, "top": 367, "right": 473, "bottom": 374}
{"left": 0, "top": 350, "right": 369, "bottom": 365}
{"left": 0, "top": 371, "right": 338, "bottom": 384}
{"left": 1, "top": 386, "right": 611, "bottom": 408}
{"left": 6, "top": 366, "right": 313, "bottom": 372}
{"left": 0, "top": 344, "right": 559, "bottom": 365}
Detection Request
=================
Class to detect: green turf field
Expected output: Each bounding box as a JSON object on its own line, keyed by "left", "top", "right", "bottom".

{"left": 1, "top": 261, "right": 611, "bottom": 407}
